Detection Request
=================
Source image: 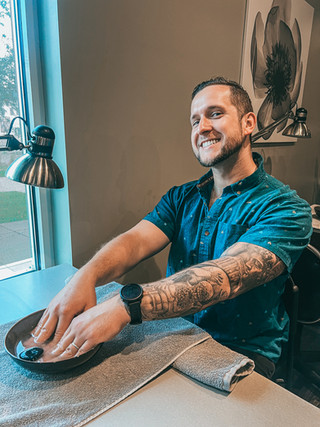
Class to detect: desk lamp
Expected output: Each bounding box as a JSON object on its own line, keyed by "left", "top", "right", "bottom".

{"left": 0, "top": 116, "right": 64, "bottom": 189}
{"left": 252, "top": 107, "right": 311, "bottom": 143}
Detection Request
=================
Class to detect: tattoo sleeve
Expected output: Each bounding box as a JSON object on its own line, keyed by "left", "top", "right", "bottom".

{"left": 140, "top": 242, "right": 285, "bottom": 321}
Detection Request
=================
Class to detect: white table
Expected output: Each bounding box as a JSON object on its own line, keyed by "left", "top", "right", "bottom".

{"left": 1, "top": 264, "right": 320, "bottom": 426}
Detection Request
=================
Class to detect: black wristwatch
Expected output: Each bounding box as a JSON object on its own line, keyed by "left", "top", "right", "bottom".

{"left": 120, "top": 283, "right": 143, "bottom": 325}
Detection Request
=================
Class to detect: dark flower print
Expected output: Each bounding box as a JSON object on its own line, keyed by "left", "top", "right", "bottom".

{"left": 250, "top": 0, "right": 302, "bottom": 139}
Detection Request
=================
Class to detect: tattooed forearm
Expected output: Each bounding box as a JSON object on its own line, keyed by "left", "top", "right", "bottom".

{"left": 140, "top": 242, "right": 285, "bottom": 321}
{"left": 141, "top": 266, "right": 229, "bottom": 320}
{"left": 221, "top": 242, "right": 285, "bottom": 296}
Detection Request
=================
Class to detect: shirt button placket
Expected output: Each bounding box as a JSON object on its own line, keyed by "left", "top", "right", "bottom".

{"left": 199, "top": 210, "right": 216, "bottom": 261}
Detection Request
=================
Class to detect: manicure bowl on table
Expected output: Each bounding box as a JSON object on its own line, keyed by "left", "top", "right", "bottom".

{"left": 4, "top": 309, "right": 101, "bottom": 374}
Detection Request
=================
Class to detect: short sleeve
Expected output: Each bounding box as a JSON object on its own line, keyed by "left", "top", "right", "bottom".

{"left": 144, "top": 187, "right": 179, "bottom": 241}
{"left": 238, "top": 194, "right": 312, "bottom": 272}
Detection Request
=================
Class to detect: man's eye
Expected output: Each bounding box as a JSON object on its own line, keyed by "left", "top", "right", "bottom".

{"left": 192, "top": 120, "right": 199, "bottom": 127}
{"left": 211, "top": 111, "right": 222, "bottom": 118}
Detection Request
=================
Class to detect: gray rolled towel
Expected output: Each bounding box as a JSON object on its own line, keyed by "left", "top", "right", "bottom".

{"left": 173, "top": 338, "right": 255, "bottom": 391}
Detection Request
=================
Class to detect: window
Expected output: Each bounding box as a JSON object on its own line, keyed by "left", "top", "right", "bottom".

{"left": 0, "top": 0, "right": 37, "bottom": 279}
{"left": 1, "top": 0, "right": 71, "bottom": 280}
{"left": 0, "top": 0, "right": 59, "bottom": 279}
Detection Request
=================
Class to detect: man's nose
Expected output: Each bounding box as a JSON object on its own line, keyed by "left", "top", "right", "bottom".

{"left": 198, "top": 116, "right": 212, "bottom": 134}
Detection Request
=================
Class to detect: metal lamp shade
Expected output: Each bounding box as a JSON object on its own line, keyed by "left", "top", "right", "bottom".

{"left": 282, "top": 121, "right": 312, "bottom": 138}
{"left": 6, "top": 153, "right": 64, "bottom": 188}
{"left": 282, "top": 108, "right": 311, "bottom": 139}
{"left": 5, "top": 125, "right": 64, "bottom": 189}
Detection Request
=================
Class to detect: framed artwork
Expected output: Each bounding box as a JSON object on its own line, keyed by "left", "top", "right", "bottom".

{"left": 240, "top": 0, "right": 314, "bottom": 145}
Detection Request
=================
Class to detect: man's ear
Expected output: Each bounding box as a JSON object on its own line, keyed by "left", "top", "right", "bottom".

{"left": 242, "top": 112, "right": 257, "bottom": 136}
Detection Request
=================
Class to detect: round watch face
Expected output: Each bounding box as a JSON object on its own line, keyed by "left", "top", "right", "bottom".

{"left": 121, "top": 283, "right": 143, "bottom": 301}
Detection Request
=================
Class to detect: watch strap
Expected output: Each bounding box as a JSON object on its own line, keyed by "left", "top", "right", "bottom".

{"left": 127, "top": 300, "right": 142, "bottom": 325}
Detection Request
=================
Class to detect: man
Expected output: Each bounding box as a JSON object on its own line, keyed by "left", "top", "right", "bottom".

{"left": 33, "top": 77, "right": 311, "bottom": 378}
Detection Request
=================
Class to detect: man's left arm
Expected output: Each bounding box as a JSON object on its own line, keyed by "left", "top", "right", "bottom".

{"left": 52, "top": 242, "right": 285, "bottom": 357}
{"left": 141, "top": 242, "right": 286, "bottom": 320}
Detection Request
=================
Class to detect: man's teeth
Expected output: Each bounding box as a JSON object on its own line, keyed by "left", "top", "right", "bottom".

{"left": 202, "top": 139, "right": 219, "bottom": 148}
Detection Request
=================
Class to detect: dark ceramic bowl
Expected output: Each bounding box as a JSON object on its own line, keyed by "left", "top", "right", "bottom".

{"left": 4, "top": 309, "right": 101, "bottom": 374}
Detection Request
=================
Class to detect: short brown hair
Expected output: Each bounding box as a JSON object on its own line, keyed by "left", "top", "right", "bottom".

{"left": 192, "top": 76, "right": 253, "bottom": 119}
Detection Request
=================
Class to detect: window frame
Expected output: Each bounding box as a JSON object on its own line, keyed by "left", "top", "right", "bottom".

{"left": 15, "top": 0, "right": 55, "bottom": 270}
{"left": 4, "top": 0, "right": 73, "bottom": 276}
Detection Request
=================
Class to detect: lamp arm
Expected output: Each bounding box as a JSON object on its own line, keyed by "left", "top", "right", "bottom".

{"left": 251, "top": 110, "right": 294, "bottom": 143}
{"left": 0, "top": 116, "right": 31, "bottom": 151}
{"left": 0, "top": 135, "right": 25, "bottom": 151}
{"left": 8, "top": 116, "right": 31, "bottom": 139}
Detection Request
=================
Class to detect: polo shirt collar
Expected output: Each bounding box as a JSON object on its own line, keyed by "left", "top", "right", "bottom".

{"left": 196, "top": 152, "right": 267, "bottom": 197}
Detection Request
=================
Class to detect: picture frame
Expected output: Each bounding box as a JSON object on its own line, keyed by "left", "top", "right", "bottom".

{"left": 240, "top": 0, "right": 314, "bottom": 146}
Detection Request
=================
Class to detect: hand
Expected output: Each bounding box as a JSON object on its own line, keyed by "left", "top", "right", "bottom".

{"left": 50, "top": 295, "right": 130, "bottom": 358}
{"left": 33, "top": 269, "right": 97, "bottom": 345}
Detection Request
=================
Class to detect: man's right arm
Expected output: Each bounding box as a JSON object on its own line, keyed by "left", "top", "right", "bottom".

{"left": 84, "top": 219, "right": 171, "bottom": 286}
{"left": 33, "top": 220, "right": 170, "bottom": 344}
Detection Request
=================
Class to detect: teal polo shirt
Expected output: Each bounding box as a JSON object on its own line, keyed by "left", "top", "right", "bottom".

{"left": 144, "top": 153, "right": 312, "bottom": 362}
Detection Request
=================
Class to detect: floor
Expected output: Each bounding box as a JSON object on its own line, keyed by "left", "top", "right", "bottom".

{"left": 291, "top": 368, "right": 320, "bottom": 408}
{"left": 279, "top": 323, "right": 320, "bottom": 408}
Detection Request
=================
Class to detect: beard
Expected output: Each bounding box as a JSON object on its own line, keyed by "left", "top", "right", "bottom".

{"left": 194, "top": 134, "right": 246, "bottom": 168}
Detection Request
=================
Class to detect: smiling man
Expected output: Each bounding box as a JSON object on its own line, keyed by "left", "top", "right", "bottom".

{"left": 33, "top": 77, "right": 312, "bottom": 379}
{"left": 191, "top": 81, "right": 253, "bottom": 168}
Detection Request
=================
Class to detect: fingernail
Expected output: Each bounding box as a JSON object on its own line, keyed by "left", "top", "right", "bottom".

{"left": 32, "top": 328, "right": 39, "bottom": 337}
{"left": 51, "top": 343, "right": 62, "bottom": 354}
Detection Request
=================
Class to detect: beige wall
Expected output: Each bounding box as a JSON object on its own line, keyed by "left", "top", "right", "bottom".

{"left": 56, "top": 0, "right": 320, "bottom": 282}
